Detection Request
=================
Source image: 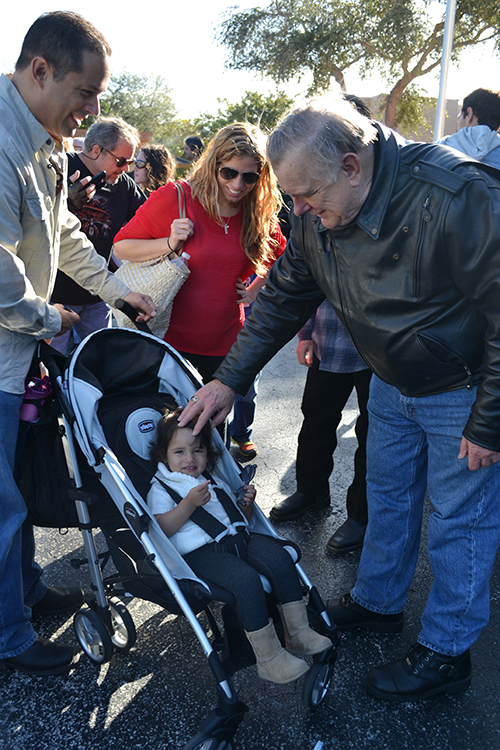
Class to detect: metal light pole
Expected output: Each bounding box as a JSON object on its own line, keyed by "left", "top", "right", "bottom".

{"left": 433, "top": 0, "right": 457, "bottom": 141}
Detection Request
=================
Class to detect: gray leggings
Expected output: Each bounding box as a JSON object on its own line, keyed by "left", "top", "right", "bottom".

{"left": 184, "top": 533, "right": 303, "bottom": 632}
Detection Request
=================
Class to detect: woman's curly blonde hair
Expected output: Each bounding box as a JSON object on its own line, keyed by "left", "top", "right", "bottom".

{"left": 188, "top": 122, "right": 282, "bottom": 275}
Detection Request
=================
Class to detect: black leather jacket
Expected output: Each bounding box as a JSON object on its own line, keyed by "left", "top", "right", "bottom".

{"left": 215, "top": 124, "right": 500, "bottom": 451}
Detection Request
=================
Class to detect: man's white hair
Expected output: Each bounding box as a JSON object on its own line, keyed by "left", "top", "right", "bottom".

{"left": 267, "top": 98, "right": 377, "bottom": 184}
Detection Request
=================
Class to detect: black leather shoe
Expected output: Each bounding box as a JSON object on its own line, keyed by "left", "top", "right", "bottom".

{"left": 31, "top": 586, "right": 84, "bottom": 616}
{"left": 326, "top": 593, "right": 404, "bottom": 632}
{"left": 0, "top": 637, "right": 79, "bottom": 676}
{"left": 366, "top": 643, "right": 472, "bottom": 702}
{"left": 327, "top": 518, "right": 367, "bottom": 553}
{"left": 269, "top": 491, "right": 330, "bottom": 521}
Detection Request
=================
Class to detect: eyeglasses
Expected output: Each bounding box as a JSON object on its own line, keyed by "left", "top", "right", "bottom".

{"left": 134, "top": 159, "right": 147, "bottom": 169}
{"left": 217, "top": 166, "right": 261, "bottom": 185}
{"left": 101, "top": 146, "right": 134, "bottom": 168}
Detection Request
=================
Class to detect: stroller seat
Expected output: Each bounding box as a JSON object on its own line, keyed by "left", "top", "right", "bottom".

{"left": 51, "top": 327, "right": 338, "bottom": 749}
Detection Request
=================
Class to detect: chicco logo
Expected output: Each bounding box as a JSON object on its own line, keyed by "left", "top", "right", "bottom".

{"left": 138, "top": 420, "right": 155, "bottom": 433}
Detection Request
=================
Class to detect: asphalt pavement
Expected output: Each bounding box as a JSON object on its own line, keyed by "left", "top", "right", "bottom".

{"left": 1, "top": 342, "right": 500, "bottom": 750}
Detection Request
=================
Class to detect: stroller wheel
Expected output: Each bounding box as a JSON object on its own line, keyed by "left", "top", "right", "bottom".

{"left": 183, "top": 736, "right": 233, "bottom": 750}
{"left": 74, "top": 608, "right": 113, "bottom": 664}
{"left": 108, "top": 597, "right": 137, "bottom": 652}
{"left": 302, "top": 659, "right": 335, "bottom": 709}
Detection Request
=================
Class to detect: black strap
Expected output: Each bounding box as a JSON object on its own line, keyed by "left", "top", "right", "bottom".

{"left": 153, "top": 474, "right": 246, "bottom": 542}
{"left": 212, "top": 485, "right": 247, "bottom": 526}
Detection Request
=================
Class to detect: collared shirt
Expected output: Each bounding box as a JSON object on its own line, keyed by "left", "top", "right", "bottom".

{"left": 298, "top": 299, "right": 368, "bottom": 373}
{"left": 0, "top": 74, "right": 130, "bottom": 394}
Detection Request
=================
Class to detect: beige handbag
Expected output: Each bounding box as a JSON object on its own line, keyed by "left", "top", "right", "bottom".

{"left": 113, "top": 183, "right": 190, "bottom": 339}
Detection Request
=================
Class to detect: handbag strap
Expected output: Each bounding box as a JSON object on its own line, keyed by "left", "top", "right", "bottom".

{"left": 173, "top": 182, "right": 187, "bottom": 255}
{"left": 176, "top": 181, "right": 186, "bottom": 219}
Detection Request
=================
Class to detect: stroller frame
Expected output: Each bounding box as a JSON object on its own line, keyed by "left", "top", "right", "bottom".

{"left": 38, "top": 324, "right": 339, "bottom": 750}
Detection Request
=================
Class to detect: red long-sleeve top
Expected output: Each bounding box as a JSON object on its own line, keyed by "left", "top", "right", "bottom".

{"left": 114, "top": 181, "right": 285, "bottom": 356}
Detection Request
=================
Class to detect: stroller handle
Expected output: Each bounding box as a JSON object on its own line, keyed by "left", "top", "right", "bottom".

{"left": 114, "top": 299, "right": 152, "bottom": 334}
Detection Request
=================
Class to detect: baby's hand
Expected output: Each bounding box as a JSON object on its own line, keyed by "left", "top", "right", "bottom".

{"left": 237, "top": 484, "right": 256, "bottom": 507}
{"left": 185, "top": 480, "right": 211, "bottom": 508}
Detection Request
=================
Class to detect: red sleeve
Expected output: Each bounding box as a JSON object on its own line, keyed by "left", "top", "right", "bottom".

{"left": 264, "top": 220, "right": 286, "bottom": 271}
{"left": 114, "top": 182, "right": 179, "bottom": 242}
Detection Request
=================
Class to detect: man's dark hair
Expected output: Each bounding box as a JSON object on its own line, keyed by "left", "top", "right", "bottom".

{"left": 15, "top": 11, "right": 111, "bottom": 82}
{"left": 344, "top": 94, "right": 373, "bottom": 120}
{"left": 185, "top": 136, "right": 204, "bottom": 154}
{"left": 461, "top": 88, "right": 500, "bottom": 132}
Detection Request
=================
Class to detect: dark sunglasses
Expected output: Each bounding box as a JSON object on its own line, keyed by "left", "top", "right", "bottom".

{"left": 134, "top": 159, "right": 147, "bottom": 169}
{"left": 218, "top": 166, "right": 261, "bottom": 185}
{"left": 101, "top": 146, "right": 134, "bottom": 168}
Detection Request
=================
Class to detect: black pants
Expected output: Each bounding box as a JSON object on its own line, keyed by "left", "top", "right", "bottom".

{"left": 184, "top": 533, "right": 303, "bottom": 632}
{"left": 296, "top": 355, "right": 372, "bottom": 523}
{"left": 178, "top": 352, "right": 225, "bottom": 386}
{"left": 179, "top": 352, "right": 227, "bottom": 443}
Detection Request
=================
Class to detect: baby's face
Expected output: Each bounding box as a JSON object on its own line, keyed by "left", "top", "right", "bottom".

{"left": 167, "top": 428, "right": 208, "bottom": 477}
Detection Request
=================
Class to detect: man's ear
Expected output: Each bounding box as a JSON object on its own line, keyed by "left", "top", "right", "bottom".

{"left": 342, "top": 152, "right": 363, "bottom": 186}
{"left": 90, "top": 144, "right": 102, "bottom": 159}
{"left": 31, "top": 57, "right": 51, "bottom": 89}
{"left": 464, "top": 107, "right": 476, "bottom": 127}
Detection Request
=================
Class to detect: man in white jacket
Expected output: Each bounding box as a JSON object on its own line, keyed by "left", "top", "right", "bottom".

{"left": 0, "top": 11, "right": 155, "bottom": 678}
{"left": 438, "top": 88, "right": 500, "bottom": 168}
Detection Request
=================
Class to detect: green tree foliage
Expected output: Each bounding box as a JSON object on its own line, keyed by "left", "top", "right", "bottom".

{"left": 218, "top": 0, "right": 500, "bottom": 129}
{"left": 97, "top": 72, "right": 177, "bottom": 141}
{"left": 193, "top": 90, "right": 296, "bottom": 141}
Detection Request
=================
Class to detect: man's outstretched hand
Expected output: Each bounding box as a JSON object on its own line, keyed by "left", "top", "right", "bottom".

{"left": 179, "top": 379, "right": 236, "bottom": 435}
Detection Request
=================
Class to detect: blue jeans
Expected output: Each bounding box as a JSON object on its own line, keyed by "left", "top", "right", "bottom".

{"left": 229, "top": 371, "right": 261, "bottom": 443}
{"left": 352, "top": 376, "right": 500, "bottom": 655}
{"left": 0, "top": 391, "right": 46, "bottom": 658}
{"left": 50, "top": 300, "right": 111, "bottom": 355}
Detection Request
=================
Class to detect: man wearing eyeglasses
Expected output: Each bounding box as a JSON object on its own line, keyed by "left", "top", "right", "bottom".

{"left": 0, "top": 12, "right": 154, "bottom": 678}
{"left": 50, "top": 116, "right": 147, "bottom": 354}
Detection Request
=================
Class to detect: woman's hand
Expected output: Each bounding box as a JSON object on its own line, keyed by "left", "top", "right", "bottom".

{"left": 169, "top": 218, "right": 194, "bottom": 251}
{"left": 235, "top": 278, "right": 248, "bottom": 304}
{"left": 235, "top": 276, "right": 267, "bottom": 306}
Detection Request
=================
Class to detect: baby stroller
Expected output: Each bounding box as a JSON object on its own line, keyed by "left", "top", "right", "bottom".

{"left": 30, "top": 307, "right": 339, "bottom": 750}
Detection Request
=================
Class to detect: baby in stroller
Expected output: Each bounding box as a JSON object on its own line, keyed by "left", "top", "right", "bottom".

{"left": 147, "top": 407, "right": 331, "bottom": 684}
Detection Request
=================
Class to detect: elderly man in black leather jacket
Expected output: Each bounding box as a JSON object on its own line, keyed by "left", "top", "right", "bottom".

{"left": 180, "top": 99, "right": 500, "bottom": 703}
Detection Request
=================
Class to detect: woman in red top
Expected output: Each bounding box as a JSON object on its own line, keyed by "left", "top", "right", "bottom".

{"left": 114, "top": 122, "right": 285, "bottom": 384}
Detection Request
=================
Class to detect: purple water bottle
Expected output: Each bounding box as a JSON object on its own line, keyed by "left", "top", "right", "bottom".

{"left": 19, "top": 377, "right": 53, "bottom": 423}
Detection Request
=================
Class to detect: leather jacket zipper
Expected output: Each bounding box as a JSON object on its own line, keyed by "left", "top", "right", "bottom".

{"left": 413, "top": 193, "right": 432, "bottom": 298}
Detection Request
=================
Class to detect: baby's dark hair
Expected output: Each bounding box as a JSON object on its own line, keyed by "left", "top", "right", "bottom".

{"left": 149, "top": 406, "right": 222, "bottom": 473}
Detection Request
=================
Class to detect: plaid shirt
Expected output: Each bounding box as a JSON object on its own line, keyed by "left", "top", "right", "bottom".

{"left": 298, "top": 299, "right": 368, "bottom": 373}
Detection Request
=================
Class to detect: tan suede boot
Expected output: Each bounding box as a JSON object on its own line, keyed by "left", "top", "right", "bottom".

{"left": 277, "top": 600, "right": 332, "bottom": 656}
{"left": 245, "top": 619, "right": 309, "bottom": 683}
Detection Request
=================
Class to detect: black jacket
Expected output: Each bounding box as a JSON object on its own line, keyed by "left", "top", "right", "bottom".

{"left": 215, "top": 124, "right": 500, "bottom": 451}
{"left": 51, "top": 153, "right": 146, "bottom": 306}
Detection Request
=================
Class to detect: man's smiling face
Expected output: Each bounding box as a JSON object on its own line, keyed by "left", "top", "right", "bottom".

{"left": 37, "top": 50, "right": 110, "bottom": 139}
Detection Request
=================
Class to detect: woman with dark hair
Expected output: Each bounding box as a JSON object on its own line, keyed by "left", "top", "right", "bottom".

{"left": 133, "top": 144, "right": 176, "bottom": 196}
{"left": 114, "top": 122, "right": 285, "bottom": 384}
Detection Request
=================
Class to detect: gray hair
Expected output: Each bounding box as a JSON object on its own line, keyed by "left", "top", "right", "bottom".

{"left": 84, "top": 116, "right": 140, "bottom": 153}
{"left": 267, "top": 100, "right": 377, "bottom": 184}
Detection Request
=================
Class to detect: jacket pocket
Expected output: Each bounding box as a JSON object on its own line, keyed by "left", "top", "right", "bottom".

{"left": 412, "top": 193, "right": 432, "bottom": 299}
{"left": 416, "top": 333, "right": 473, "bottom": 388}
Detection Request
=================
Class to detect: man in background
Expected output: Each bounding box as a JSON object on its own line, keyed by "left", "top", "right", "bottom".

{"left": 51, "top": 116, "right": 146, "bottom": 353}
{"left": 438, "top": 87, "right": 500, "bottom": 167}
